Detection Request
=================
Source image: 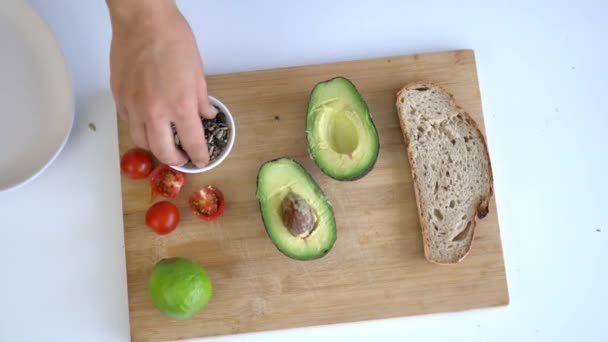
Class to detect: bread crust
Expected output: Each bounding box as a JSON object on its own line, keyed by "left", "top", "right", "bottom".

{"left": 395, "top": 82, "right": 494, "bottom": 264}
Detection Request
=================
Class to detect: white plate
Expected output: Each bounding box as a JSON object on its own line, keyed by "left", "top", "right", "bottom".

{"left": 0, "top": 0, "right": 74, "bottom": 192}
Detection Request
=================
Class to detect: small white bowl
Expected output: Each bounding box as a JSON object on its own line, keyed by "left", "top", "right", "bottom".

{"left": 170, "top": 96, "right": 236, "bottom": 174}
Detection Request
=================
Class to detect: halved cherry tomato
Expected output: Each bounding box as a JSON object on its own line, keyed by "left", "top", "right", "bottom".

{"left": 149, "top": 165, "right": 186, "bottom": 199}
{"left": 120, "top": 148, "right": 154, "bottom": 179}
{"left": 189, "top": 186, "right": 225, "bottom": 221}
{"left": 145, "top": 201, "right": 180, "bottom": 235}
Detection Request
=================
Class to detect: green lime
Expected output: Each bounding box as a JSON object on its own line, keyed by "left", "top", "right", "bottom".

{"left": 148, "top": 257, "right": 213, "bottom": 320}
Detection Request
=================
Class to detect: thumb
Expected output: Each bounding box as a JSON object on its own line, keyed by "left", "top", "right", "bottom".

{"left": 198, "top": 79, "right": 218, "bottom": 119}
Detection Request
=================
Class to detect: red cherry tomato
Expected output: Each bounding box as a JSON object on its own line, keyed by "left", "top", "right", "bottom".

{"left": 145, "top": 201, "right": 180, "bottom": 235}
{"left": 120, "top": 148, "right": 154, "bottom": 179}
{"left": 149, "top": 165, "right": 186, "bottom": 199}
{"left": 189, "top": 186, "right": 225, "bottom": 221}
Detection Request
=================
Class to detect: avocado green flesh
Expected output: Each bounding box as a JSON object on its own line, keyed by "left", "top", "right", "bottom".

{"left": 307, "top": 77, "right": 380, "bottom": 180}
{"left": 256, "top": 158, "right": 336, "bottom": 260}
{"left": 148, "top": 258, "right": 213, "bottom": 320}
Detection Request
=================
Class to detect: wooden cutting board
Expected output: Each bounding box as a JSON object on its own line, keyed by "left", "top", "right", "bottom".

{"left": 118, "top": 49, "right": 508, "bottom": 341}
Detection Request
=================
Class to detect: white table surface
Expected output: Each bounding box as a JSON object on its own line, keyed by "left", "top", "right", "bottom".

{"left": 1, "top": 0, "right": 606, "bottom": 341}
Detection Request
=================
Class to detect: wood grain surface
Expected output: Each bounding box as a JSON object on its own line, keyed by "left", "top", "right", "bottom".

{"left": 118, "top": 49, "right": 509, "bottom": 341}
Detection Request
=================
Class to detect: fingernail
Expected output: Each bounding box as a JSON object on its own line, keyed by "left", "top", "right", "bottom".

{"left": 194, "top": 157, "right": 209, "bottom": 168}
{"left": 208, "top": 105, "right": 218, "bottom": 116}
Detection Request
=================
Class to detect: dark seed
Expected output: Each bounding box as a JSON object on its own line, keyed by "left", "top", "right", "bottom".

{"left": 216, "top": 111, "right": 227, "bottom": 124}
{"left": 216, "top": 139, "right": 227, "bottom": 149}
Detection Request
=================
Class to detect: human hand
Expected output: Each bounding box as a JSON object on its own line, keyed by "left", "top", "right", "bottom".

{"left": 107, "top": 0, "right": 217, "bottom": 167}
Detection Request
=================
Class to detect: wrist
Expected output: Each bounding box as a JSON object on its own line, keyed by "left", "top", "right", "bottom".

{"left": 107, "top": 0, "right": 177, "bottom": 29}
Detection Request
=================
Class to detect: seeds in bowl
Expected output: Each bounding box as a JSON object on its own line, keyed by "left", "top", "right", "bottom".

{"left": 172, "top": 107, "right": 231, "bottom": 165}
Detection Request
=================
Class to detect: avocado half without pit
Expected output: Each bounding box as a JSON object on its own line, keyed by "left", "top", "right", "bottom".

{"left": 306, "top": 77, "right": 380, "bottom": 181}
{"left": 256, "top": 158, "right": 337, "bottom": 260}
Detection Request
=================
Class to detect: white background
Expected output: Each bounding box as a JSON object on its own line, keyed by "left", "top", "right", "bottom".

{"left": 1, "top": 0, "right": 606, "bottom": 341}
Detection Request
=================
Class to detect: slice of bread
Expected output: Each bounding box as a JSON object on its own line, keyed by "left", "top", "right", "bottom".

{"left": 396, "top": 83, "right": 494, "bottom": 264}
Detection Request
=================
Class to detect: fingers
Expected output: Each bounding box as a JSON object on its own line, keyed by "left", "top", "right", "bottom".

{"left": 123, "top": 79, "right": 213, "bottom": 167}
{"left": 174, "top": 109, "right": 210, "bottom": 168}
{"left": 198, "top": 78, "right": 218, "bottom": 119}
{"left": 146, "top": 118, "right": 187, "bottom": 166}
{"left": 125, "top": 95, "right": 210, "bottom": 167}
{"left": 128, "top": 112, "right": 149, "bottom": 150}
{"left": 116, "top": 104, "right": 129, "bottom": 122}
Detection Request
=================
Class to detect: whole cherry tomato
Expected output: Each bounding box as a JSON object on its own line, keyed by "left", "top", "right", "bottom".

{"left": 120, "top": 148, "right": 154, "bottom": 179}
{"left": 189, "top": 186, "right": 225, "bottom": 221}
{"left": 149, "top": 165, "right": 186, "bottom": 199}
{"left": 145, "top": 201, "right": 180, "bottom": 235}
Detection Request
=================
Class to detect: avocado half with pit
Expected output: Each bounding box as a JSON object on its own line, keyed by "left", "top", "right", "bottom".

{"left": 306, "top": 77, "right": 380, "bottom": 181}
{"left": 256, "top": 158, "right": 336, "bottom": 260}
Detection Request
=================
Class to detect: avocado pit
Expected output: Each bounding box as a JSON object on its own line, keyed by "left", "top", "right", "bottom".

{"left": 281, "top": 192, "right": 317, "bottom": 238}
